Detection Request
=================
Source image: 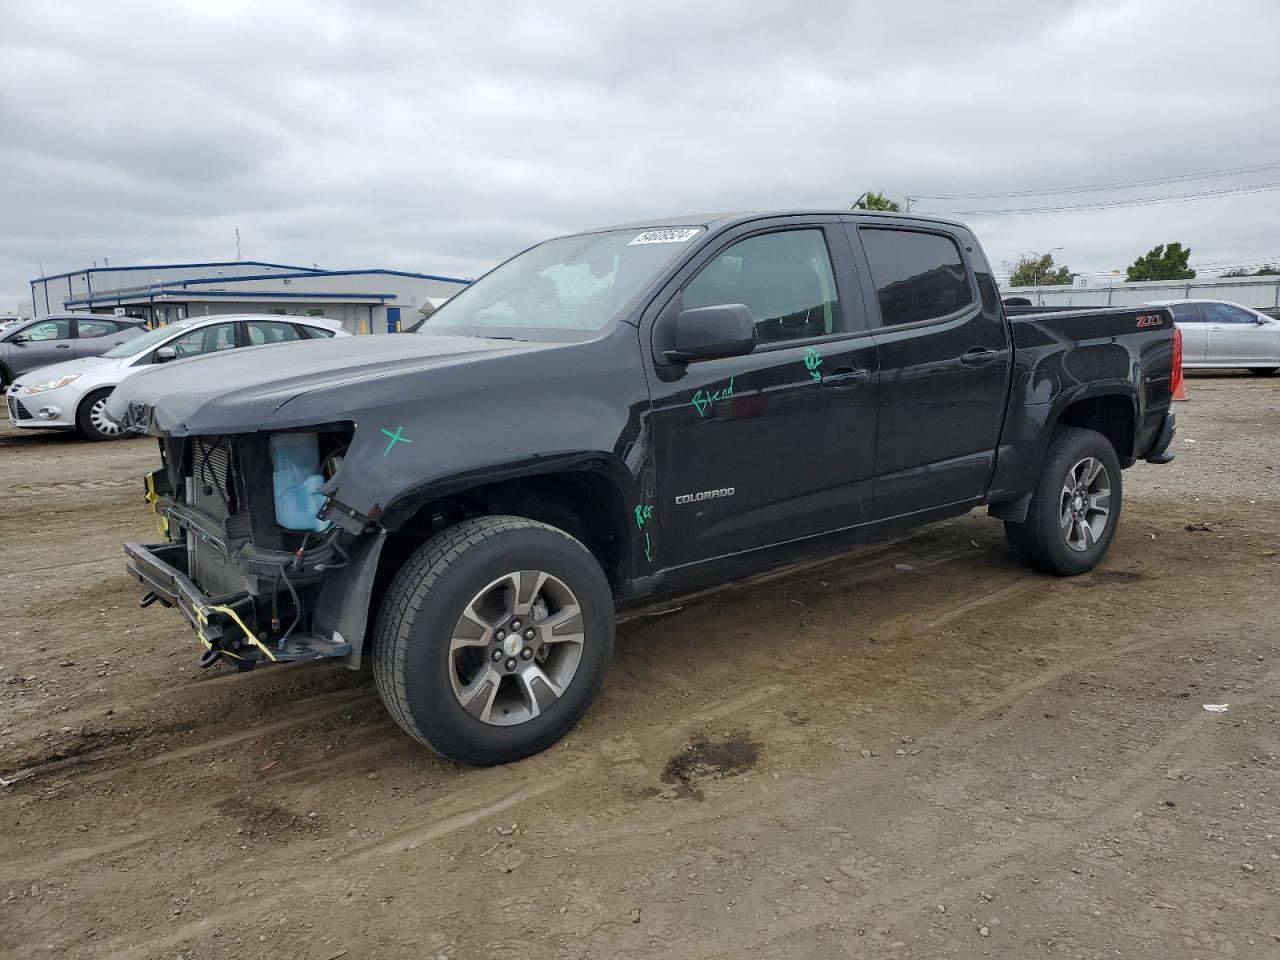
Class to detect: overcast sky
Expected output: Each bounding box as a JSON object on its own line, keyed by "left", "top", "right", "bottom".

{"left": 3, "top": 0, "right": 1279, "bottom": 313}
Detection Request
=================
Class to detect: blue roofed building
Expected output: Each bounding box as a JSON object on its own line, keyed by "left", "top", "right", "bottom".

{"left": 30, "top": 260, "right": 470, "bottom": 333}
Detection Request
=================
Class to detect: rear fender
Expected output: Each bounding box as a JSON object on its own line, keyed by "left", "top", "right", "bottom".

{"left": 987, "top": 382, "right": 1137, "bottom": 503}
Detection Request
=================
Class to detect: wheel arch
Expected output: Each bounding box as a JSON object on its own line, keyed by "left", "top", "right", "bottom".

{"left": 76, "top": 383, "right": 118, "bottom": 414}
{"left": 988, "top": 385, "right": 1137, "bottom": 520}
{"left": 1049, "top": 389, "right": 1137, "bottom": 464}
{"left": 327, "top": 463, "right": 639, "bottom": 670}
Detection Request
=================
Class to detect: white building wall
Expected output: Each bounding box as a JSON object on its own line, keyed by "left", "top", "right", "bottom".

{"left": 31, "top": 262, "right": 316, "bottom": 316}
{"left": 1003, "top": 275, "right": 1280, "bottom": 311}
{"left": 171, "top": 301, "right": 378, "bottom": 332}
{"left": 161, "top": 271, "right": 468, "bottom": 315}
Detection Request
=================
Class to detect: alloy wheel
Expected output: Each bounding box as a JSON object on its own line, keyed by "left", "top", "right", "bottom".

{"left": 1059, "top": 456, "right": 1110, "bottom": 552}
{"left": 448, "top": 570, "right": 585, "bottom": 726}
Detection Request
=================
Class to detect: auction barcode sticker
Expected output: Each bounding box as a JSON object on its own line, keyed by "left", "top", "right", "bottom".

{"left": 629, "top": 228, "right": 703, "bottom": 245}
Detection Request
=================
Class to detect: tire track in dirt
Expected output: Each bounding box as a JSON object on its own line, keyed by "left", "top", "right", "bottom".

{"left": 12, "top": 685, "right": 377, "bottom": 788}
{"left": 691, "top": 675, "right": 1280, "bottom": 960}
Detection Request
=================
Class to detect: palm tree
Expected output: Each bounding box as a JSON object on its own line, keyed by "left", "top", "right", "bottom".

{"left": 852, "top": 190, "right": 902, "bottom": 212}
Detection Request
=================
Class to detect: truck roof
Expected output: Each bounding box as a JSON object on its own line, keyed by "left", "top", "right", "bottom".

{"left": 591, "top": 209, "right": 971, "bottom": 234}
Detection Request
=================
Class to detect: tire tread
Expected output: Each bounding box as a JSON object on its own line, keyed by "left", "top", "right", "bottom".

{"left": 373, "top": 515, "right": 604, "bottom": 764}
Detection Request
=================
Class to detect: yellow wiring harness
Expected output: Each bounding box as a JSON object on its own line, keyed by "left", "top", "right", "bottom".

{"left": 196, "top": 604, "right": 278, "bottom": 662}
{"left": 144, "top": 473, "right": 278, "bottom": 664}
{"left": 143, "top": 471, "right": 169, "bottom": 537}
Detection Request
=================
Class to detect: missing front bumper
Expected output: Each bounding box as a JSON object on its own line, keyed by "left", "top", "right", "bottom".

{"left": 123, "top": 541, "right": 351, "bottom": 664}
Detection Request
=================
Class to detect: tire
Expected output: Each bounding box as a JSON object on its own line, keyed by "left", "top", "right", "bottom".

{"left": 1004, "top": 427, "right": 1123, "bottom": 576}
{"left": 76, "top": 388, "right": 125, "bottom": 441}
{"left": 1248, "top": 367, "right": 1279, "bottom": 376}
{"left": 373, "top": 515, "right": 615, "bottom": 765}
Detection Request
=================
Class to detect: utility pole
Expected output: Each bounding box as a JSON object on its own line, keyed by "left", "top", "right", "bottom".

{"left": 235, "top": 227, "right": 242, "bottom": 262}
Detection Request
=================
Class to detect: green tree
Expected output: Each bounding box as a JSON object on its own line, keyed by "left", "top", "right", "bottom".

{"left": 852, "top": 190, "right": 902, "bottom": 212}
{"left": 1222, "top": 264, "right": 1279, "bottom": 277}
{"left": 1126, "top": 243, "right": 1196, "bottom": 281}
{"left": 1005, "top": 251, "right": 1075, "bottom": 287}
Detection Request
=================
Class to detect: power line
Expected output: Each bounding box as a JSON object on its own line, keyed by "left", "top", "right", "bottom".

{"left": 932, "top": 180, "right": 1280, "bottom": 217}
{"left": 910, "top": 160, "right": 1280, "bottom": 201}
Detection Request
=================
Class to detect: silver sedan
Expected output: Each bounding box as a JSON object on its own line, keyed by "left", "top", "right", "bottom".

{"left": 1148, "top": 299, "right": 1280, "bottom": 374}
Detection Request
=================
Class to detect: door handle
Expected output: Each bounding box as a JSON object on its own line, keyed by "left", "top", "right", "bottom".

{"left": 1210, "top": 326, "right": 1223, "bottom": 331}
{"left": 961, "top": 347, "right": 998, "bottom": 366}
{"left": 56, "top": 344, "right": 71, "bottom": 349}
{"left": 821, "top": 366, "right": 870, "bottom": 388}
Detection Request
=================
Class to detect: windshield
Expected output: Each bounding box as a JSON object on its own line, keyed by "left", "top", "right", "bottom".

{"left": 417, "top": 226, "right": 705, "bottom": 339}
{"left": 103, "top": 321, "right": 196, "bottom": 358}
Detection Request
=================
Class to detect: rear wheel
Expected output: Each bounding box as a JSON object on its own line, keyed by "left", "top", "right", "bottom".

{"left": 77, "top": 388, "right": 124, "bottom": 441}
{"left": 1004, "top": 427, "right": 1122, "bottom": 576}
{"left": 373, "top": 515, "right": 614, "bottom": 765}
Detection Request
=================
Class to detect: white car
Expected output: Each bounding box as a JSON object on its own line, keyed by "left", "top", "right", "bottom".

{"left": 6, "top": 313, "right": 349, "bottom": 440}
{"left": 1147, "top": 299, "right": 1280, "bottom": 374}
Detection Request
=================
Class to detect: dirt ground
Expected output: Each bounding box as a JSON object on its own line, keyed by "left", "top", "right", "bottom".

{"left": 2, "top": 373, "right": 1278, "bottom": 960}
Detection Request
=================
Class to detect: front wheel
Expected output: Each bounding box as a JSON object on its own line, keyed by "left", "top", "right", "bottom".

{"left": 77, "top": 388, "right": 125, "bottom": 441}
{"left": 373, "top": 515, "right": 615, "bottom": 765}
{"left": 1004, "top": 427, "right": 1123, "bottom": 576}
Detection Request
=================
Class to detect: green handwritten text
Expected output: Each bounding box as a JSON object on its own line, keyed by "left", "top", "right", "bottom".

{"left": 634, "top": 504, "right": 654, "bottom": 530}
{"left": 804, "top": 347, "right": 823, "bottom": 381}
{"left": 691, "top": 375, "right": 734, "bottom": 418}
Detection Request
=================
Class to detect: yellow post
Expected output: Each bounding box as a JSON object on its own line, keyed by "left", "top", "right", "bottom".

{"left": 360, "top": 319, "right": 369, "bottom": 335}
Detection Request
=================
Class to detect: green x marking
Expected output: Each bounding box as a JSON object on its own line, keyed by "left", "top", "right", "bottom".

{"left": 380, "top": 425, "right": 414, "bottom": 457}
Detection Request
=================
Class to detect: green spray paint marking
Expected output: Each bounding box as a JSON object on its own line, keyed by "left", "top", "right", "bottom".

{"left": 804, "top": 346, "right": 823, "bottom": 381}
{"left": 380, "top": 425, "right": 414, "bottom": 457}
{"left": 691, "top": 375, "right": 734, "bottom": 418}
{"left": 634, "top": 504, "right": 654, "bottom": 530}
{"left": 644, "top": 531, "right": 652, "bottom": 563}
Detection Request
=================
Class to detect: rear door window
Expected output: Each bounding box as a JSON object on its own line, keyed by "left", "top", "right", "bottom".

{"left": 1201, "top": 302, "right": 1257, "bottom": 324}
{"left": 1167, "top": 303, "right": 1202, "bottom": 323}
{"left": 246, "top": 319, "right": 304, "bottom": 345}
{"left": 859, "top": 228, "right": 974, "bottom": 326}
{"left": 76, "top": 318, "right": 119, "bottom": 338}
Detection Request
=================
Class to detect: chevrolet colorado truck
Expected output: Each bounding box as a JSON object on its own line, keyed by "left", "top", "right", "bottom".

{"left": 110, "top": 211, "right": 1177, "bottom": 765}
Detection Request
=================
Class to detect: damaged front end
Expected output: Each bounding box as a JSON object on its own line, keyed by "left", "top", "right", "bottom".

{"left": 124, "top": 428, "right": 384, "bottom": 671}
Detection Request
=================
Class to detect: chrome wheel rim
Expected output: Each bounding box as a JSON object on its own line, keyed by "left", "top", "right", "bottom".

{"left": 1060, "top": 456, "right": 1110, "bottom": 552}
{"left": 89, "top": 397, "right": 122, "bottom": 437}
{"left": 448, "top": 570, "right": 585, "bottom": 726}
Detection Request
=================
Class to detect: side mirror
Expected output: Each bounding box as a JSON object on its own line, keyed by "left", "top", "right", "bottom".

{"left": 154, "top": 346, "right": 178, "bottom": 363}
{"left": 1257, "top": 316, "right": 1272, "bottom": 325}
{"left": 661, "top": 304, "right": 758, "bottom": 364}
{"left": 10, "top": 334, "right": 28, "bottom": 345}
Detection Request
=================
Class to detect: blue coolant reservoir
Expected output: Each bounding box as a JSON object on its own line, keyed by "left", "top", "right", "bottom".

{"left": 270, "top": 433, "right": 332, "bottom": 532}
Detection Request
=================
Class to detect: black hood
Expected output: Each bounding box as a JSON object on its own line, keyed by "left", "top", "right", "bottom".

{"left": 106, "top": 333, "right": 539, "bottom": 435}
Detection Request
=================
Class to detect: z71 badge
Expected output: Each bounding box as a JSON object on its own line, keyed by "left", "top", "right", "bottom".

{"left": 675, "top": 487, "right": 735, "bottom": 505}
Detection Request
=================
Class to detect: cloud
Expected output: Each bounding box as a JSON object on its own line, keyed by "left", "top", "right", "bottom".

{"left": 2, "top": 0, "right": 1279, "bottom": 311}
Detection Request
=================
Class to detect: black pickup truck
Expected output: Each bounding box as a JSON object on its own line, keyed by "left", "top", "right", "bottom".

{"left": 109, "top": 211, "right": 1176, "bottom": 765}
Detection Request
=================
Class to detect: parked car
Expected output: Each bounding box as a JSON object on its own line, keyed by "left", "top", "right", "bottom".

{"left": 1147, "top": 299, "right": 1280, "bottom": 374}
{"left": 111, "top": 210, "right": 1176, "bottom": 765}
{"left": 7, "top": 313, "right": 348, "bottom": 440}
{"left": 0, "top": 314, "right": 145, "bottom": 391}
